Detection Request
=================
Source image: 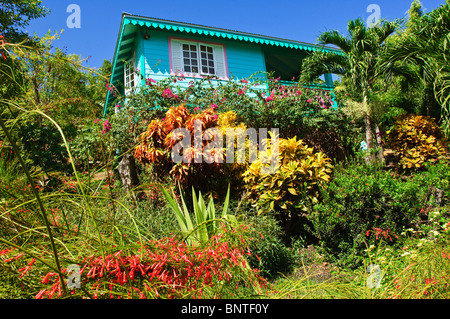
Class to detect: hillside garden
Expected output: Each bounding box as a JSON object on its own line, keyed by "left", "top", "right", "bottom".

{"left": 0, "top": 0, "right": 449, "bottom": 299}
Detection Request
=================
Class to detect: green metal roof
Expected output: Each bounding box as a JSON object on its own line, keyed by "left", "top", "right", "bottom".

{"left": 104, "top": 14, "right": 342, "bottom": 116}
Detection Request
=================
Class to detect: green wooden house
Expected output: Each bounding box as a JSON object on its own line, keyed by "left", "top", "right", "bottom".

{"left": 103, "top": 13, "right": 341, "bottom": 116}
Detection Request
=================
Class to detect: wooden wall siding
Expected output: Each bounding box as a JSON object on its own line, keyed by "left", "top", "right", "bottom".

{"left": 135, "top": 29, "right": 145, "bottom": 86}
{"left": 225, "top": 41, "right": 267, "bottom": 80}
{"left": 141, "top": 29, "right": 171, "bottom": 77}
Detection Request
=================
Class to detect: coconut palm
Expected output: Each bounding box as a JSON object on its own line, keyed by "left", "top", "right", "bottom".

{"left": 301, "top": 18, "right": 410, "bottom": 162}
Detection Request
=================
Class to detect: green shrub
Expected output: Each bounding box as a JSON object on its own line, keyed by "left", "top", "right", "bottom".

{"left": 17, "top": 120, "right": 69, "bottom": 172}
{"left": 71, "top": 118, "right": 113, "bottom": 170}
{"left": 310, "top": 162, "right": 424, "bottom": 269}
{"left": 244, "top": 213, "right": 296, "bottom": 279}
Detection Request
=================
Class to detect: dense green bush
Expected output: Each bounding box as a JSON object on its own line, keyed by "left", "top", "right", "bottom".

{"left": 310, "top": 162, "right": 428, "bottom": 269}
{"left": 17, "top": 120, "right": 70, "bottom": 172}
{"left": 71, "top": 118, "right": 114, "bottom": 170}
{"left": 243, "top": 212, "right": 296, "bottom": 279}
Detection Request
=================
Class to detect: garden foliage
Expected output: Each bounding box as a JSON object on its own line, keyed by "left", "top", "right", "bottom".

{"left": 2, "top": 2, "right": 450, "bottom": 299}
{"left": 161, "top": 184, "right": 238, "bottom": 246}
{"left": 134, "top": 104, "right": 243, "bottom": 194}
{"left": 31, "top": 231, "right": 267, "bottom": 299}
{"left": 310, "top": 160, "right": 450, "bottom": 269}
{"left": 110, "top": 73, "right": 351, "bottom": 162}
{"left": 386, "top": 114, "right": 449, "bottom": 170}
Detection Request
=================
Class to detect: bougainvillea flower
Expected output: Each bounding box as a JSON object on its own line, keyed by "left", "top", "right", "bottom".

{"left": 102, "top": 120, "right": 112, "bottom": 134}
{"left": 145, "top": 78, "right": 156, "bottom": 85}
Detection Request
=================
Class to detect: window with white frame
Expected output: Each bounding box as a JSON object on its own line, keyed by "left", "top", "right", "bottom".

{"left": 171, "top": 39, "right": 227, "bottom": 78}
{"left": 199, "top": 45, "right": 215, "bottom": 75}
{"left": 182, "top": 43, "right": 199, "bottom": 73}
{"left": 124, "top": 58, "right": 136, "bottom": 95}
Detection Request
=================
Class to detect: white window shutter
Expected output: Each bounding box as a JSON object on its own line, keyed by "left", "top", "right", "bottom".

{"left": 171, "top": 40, "right": 183, "bottom": 75}
{"left": 214, "top": 45, "right": 227, "bottom": 79}
{"left": 124, "top": 58, "right": 136, "bottom": 96}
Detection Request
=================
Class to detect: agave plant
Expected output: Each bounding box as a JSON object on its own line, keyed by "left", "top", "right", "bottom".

{"left": 160, "top": 184, "right": 237, "bottom": 246}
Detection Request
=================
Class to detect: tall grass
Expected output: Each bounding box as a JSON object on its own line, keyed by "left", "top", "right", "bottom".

{"left": 0, "top": 102, "right": 145, "bottom": 298}
{"left": 0, "top": 113, "right": 67, "bottom": 293}
{"left": 270, "top": 231, "right": 450, "bottom": 299}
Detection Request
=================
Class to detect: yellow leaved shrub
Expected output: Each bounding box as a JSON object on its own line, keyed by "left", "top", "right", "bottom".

{"left": 386, "top": 114, "right": 449, "bottom": 170}
{"left": 242, "top": 136, "right": 333, "bottom": 215}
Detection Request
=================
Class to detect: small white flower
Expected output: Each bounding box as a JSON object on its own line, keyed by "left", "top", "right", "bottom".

{"left": 401, "top": 251, "right": 411, "bottom": 257}
{"left": 430, "top": 230, "right": 440, "bottom": 237}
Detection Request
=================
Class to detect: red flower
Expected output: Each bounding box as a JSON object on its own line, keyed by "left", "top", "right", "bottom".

{"left": 0, "top": 35, "right": 6, "bottom": 60}
{"left": 15, "top": 252, "right": 24, "bottom": 260}
{"left": 102, "top": 119, "right": 112, "bottom": 134}
{"left": 265, "top": 94, "right": 274, "bottom": 102}
{"left": 35, "top": 289, "right": 46, "bottom": 299}
{"left": 145, "top": 78, "right": 156, "bottom": 85}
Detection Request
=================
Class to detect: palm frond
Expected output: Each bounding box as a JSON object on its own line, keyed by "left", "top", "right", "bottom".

{"left": 300, "top": 51, "right": 348, "bottom": 84}
{"left": 317, "top": 30, "right": 351, "bottom": 53}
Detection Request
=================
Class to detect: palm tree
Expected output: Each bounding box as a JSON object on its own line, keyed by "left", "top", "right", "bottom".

{"left": 386, "top": 1, "right": 450, "bottom": 135}
{"left": 301, "top": 18, "right": 409, "bottom": 162}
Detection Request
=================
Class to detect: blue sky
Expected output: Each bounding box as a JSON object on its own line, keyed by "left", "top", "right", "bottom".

{"left": 25, "top": 0, "right": 446, "bottom": 69}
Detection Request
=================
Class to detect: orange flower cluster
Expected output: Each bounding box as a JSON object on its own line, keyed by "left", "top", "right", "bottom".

{"left": 134, "top": 104, "right": 225, "bottom": 184}
{"left": 365, "top": 227, "right": 399, "bottom": 242}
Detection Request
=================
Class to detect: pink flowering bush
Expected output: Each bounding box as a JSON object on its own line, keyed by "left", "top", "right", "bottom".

{"left": 246, "top": 80, "right": 346, "bottom": 142}
{"left": 102, "top": 72, "right": 355, "bottom": 166}
{"left": 71, "top": 117, "right": 115, "bottom": 169}
{"left": 102, "top": 119, "right": 112, "bottom": 134}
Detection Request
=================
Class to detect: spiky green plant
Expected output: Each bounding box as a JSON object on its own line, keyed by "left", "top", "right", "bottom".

{"left": 160, "top": 184, "right": 238, "bottom": 246}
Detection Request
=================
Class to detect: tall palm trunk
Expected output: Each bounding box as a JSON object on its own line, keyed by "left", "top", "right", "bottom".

{"left": 375, "top": 123, "right": 385, "bottom": 163}
{"left": 363, "top": 91, "right": 376, "bottom": 164}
